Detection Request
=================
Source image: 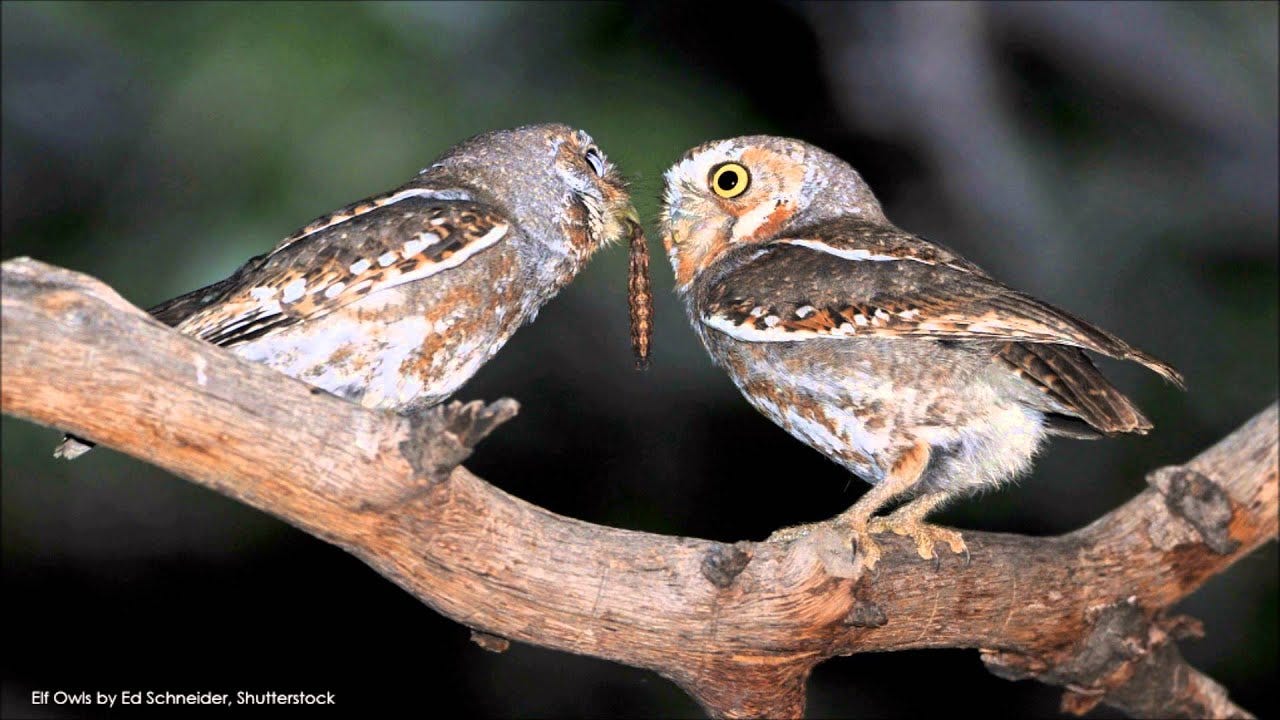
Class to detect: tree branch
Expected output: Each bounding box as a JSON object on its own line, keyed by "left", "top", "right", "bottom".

{"left": 3, "top": 258, "right": 1275, "bottom": 718}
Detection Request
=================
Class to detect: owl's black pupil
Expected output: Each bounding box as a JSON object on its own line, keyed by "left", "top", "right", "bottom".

{"left": 717, "top": 172, "right": 740, "bottom": 191}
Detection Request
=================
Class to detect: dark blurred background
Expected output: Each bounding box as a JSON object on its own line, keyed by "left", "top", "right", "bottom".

{"left": 3, "top": 2, "right": 1276, "bottom": 718}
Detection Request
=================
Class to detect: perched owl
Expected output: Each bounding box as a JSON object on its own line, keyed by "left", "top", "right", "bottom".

{"left": 56, "top": 123, "right": 638, "bottom": 459}
{"left": 660, "top": 136, "right": 1182, "bottom": 569}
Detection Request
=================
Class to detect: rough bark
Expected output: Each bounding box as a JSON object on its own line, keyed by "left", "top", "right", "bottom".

{"left": 3, "top": 258, "right": 1275, "bottom": 718}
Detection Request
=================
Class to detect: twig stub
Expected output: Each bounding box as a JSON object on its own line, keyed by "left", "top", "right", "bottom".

{"left": 398, "top": 399, "right": 520, "bottom": 485}
{"left": 844, "top": 598, "right": 888, "bottom": 628}
{"left": 1149, "top": 466, "right": 1241, "bottom": 554}
{"left": 470, "top": 630, "right": 512, "bottom": 654}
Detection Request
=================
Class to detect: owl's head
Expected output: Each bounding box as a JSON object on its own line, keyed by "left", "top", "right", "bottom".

{"left": 660, "top": 135, "right": 886, "bottom": 291}
{"left": 423, "top": 124, "right": 637, "bottom": 265}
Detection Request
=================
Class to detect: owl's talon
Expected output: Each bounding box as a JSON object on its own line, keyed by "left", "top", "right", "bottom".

{"left": 868, "top": 513, "right": 968, "bottom": 564}
{"left": 939, "top": 527, "right": 969, "bottom": 558}
{"left": 853, "top": 531, "right": 882, "bottom": 572}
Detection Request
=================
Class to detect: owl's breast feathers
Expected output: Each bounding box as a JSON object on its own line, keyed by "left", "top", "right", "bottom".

{"left": 695, "top": 222, "right": 1182, "bottom": 436}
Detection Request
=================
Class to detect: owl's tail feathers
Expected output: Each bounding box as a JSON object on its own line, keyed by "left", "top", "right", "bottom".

{"left": 1073, "top": 323, "right": 1186, "bottom": 390}
{"left": 1041, "top": 414, "right": 1105, "bottom": 440}
{"left": 1000, "top": 343, "right": 1156, "bottom": 437}
{"left": 1120, "top": 346, "right": 1185, "bottom": 389}
{"left": 996, "top": 291, "right": 1184, "bottom": 389}
{"left": 54, "top": 434, "right": 96, "bottom": 460}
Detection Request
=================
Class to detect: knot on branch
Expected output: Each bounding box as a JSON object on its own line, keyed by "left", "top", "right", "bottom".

{"left": 844, "top": 598, "right": 888, "bottom": 628}
{"left": 981, "top": 597, "right": 1243, "bottom": 718}
{"left": 700, "top": 542, "right": 753, "bottom": 588}
{"left": 398, "top": 399, "right": 520, "bottom": 485}
{"left": 984, "top": 597, "right": 1153, "bottom": 703}
{"left": 1147, "top": 466, "right": 1241, "bottom": 554}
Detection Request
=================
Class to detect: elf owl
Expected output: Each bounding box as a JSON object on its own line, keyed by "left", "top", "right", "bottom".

{"left": 56, "top": 123, "right": 638, "bottom": 458}
{"left": 660, "top": 136, "right": 1182, "bottom": 569}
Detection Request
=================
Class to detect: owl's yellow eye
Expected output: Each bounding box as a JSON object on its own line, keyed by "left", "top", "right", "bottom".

{"left": 709, "top": 162, "right": 750, "bottom": 199}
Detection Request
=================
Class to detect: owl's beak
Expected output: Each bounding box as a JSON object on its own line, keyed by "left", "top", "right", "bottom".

{"left": 597, "top": 175, "right": 640, "bottom": 247}
{"left": 602, "top": 201, "right": 643, "bottom": 248}
{"left": 618, "top": 205, "right": 648, "bottom": 265}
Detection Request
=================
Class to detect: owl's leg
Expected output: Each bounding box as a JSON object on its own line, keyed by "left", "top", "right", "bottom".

{"left": 829, "top": 441, "right": 932, "bottom": 570}
{"left": 768, "top": 441, "right": 930, "bottom": 571}
{"left": 868, "top": 491, "right": 969, "bottom": 563}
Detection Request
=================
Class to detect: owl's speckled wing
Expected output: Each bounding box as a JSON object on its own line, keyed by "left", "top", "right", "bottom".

{"left": 147, "top": 253, "right": 269, "bottom": 327}
{"left": 175, "top": 197, "right": 508, "bottom": 347}
{"left": 994, "top": 341, "right": 1151, "bottom": 435}
{"left": 270, "top": 187, "right": 475, "bottom": 254}
{"left": 700, "top": 223, "right": 1182, "bottom": 433}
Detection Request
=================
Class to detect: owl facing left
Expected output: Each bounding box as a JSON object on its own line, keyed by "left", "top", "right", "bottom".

{"left": 56, "top": 123, "right": 638, "bottom": 458}
{"left": 661, "top": 135, "right": 1182, "bottom": 569}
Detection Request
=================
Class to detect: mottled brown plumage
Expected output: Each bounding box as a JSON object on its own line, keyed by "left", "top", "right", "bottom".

{"left": 995, "top": 342, "right": 1150, "bottom": 437}
{"left": 179, "top": 201, "right": 510, "bottom": 347}
{"left": 661, "top": 135, "right": 1182, "bottom": 568}
{"left": 700, "top": 234, "right": 1180, "bottom": 435}
{"left": 56, "top": 124, "right": 637, "bottom": 459}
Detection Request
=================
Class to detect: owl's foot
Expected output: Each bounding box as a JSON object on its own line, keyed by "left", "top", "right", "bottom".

{"left": 851, "top": 526, "right": 883, "bottom": 571}
{"left": 868, "top": 511, "right": 968, "bottom": 563}
{"left": 767, "top": 519, "right": 884, "bottom": 571}
{"left": 769, "top": 442, "right": 938, "bottom": 574}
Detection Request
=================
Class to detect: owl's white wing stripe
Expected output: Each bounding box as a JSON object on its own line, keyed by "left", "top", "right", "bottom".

{"left": 704, "top": 313, "right": 836, "bottom": 341}
{"left": 191, "top": 223, "right": 509, "bottom": 343}
{"left": 181, "top": 195, "right": 511, "bottom": 348}
{"left": 774, "top": 238, "right": 976, "bottom": 273}
{"left": 273, "top": 188, "right": 475, "bottom": 254}
{"left": 699, "top": 238, "right": 1182, "bottom": 386}
{"left": 776, "top": 238, "right": 912, "bottom": 262}
{"left": 351, "top": 223, "right": 508, "bottom": 300}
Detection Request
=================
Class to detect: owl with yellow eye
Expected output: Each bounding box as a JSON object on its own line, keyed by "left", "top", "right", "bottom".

{"left": 661, "top": 136, "right": 1182, "bottom": 569}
